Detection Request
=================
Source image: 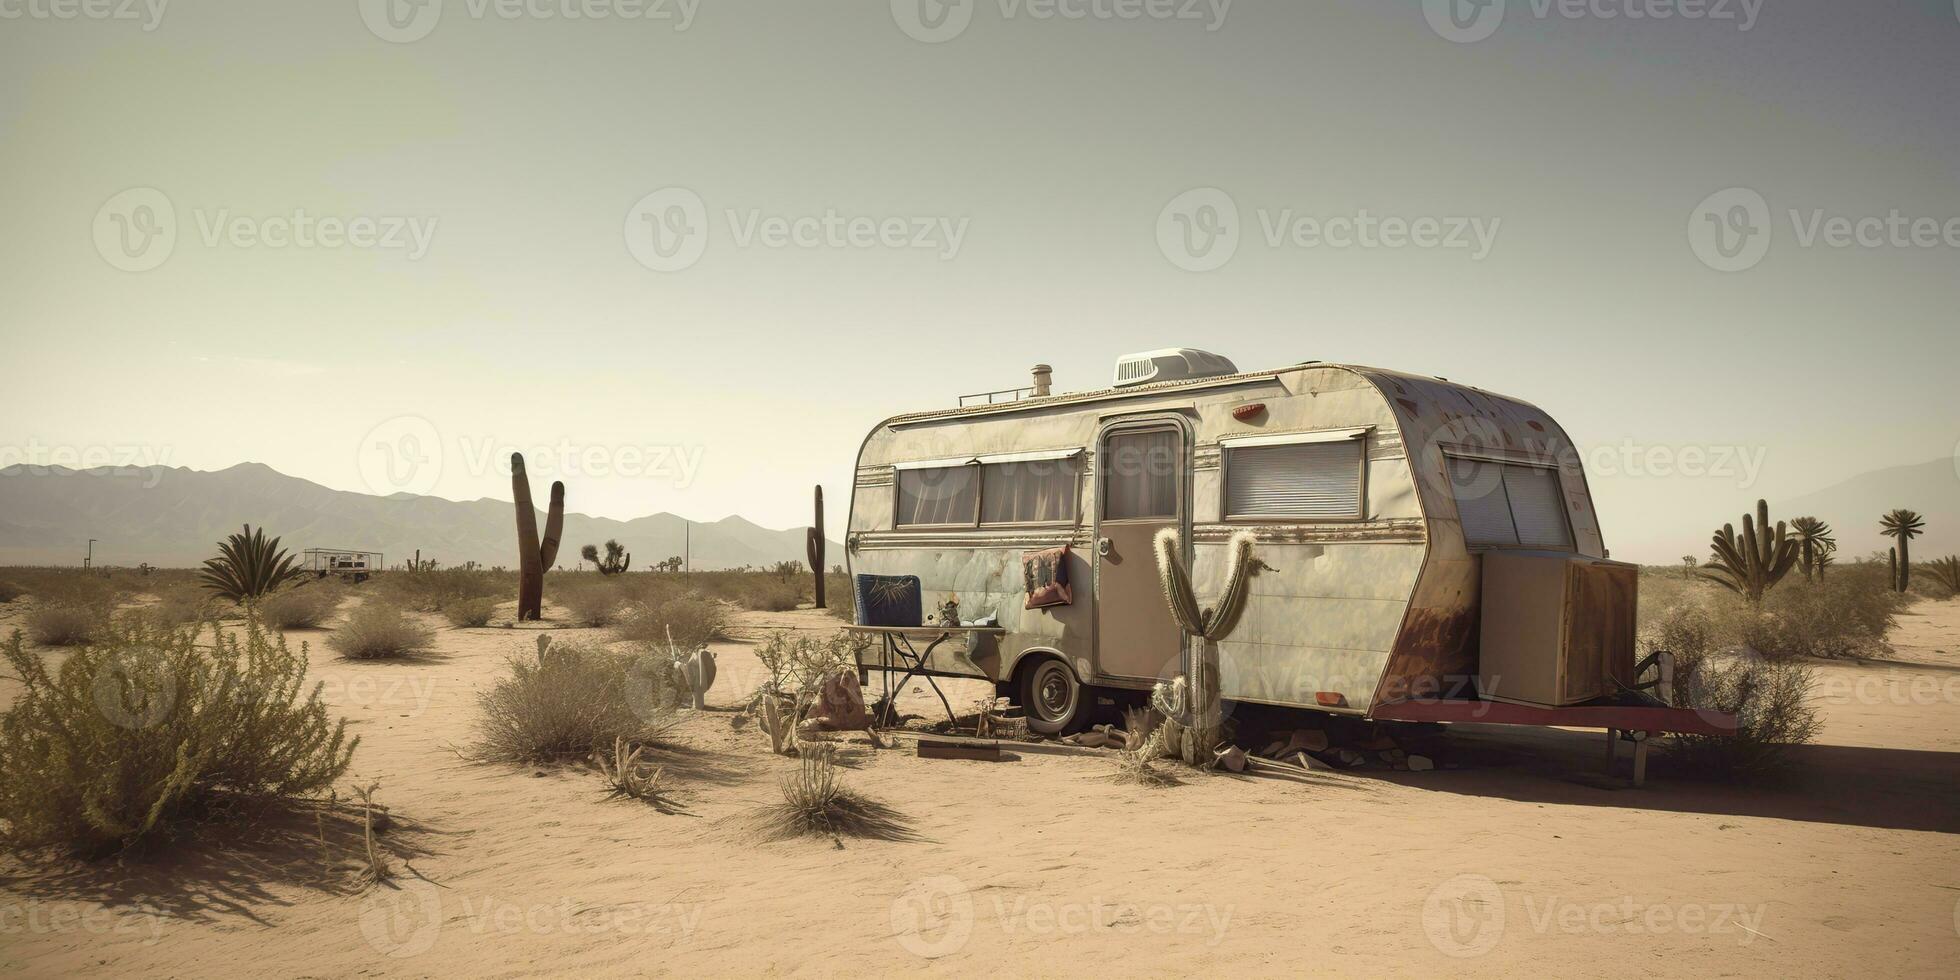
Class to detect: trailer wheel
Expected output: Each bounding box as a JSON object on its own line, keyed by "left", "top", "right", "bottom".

{"left": 1021, "top": 657, "right": 1087, "bottom": 735}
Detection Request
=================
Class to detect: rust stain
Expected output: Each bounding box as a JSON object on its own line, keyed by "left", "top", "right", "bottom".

{"left": 1527, "top": 420, "right": 1545, "bottom": 432}
{"left": 1396, "top": 398, "right": 1420, "bottom": 414}
{"left": 1374, "top": 603, "right": 1479, "bottom": 708}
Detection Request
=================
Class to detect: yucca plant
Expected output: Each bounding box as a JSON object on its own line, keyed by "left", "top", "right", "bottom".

{"left": 1789, "top": 517, "right": 1835, "bottom": 582}
{"left": 199, "top": 524, "right": 304, "bottom": 603}
{"left": 1879, "top": 509, "right": 1925, "bottom": 592}
{"left": 1926, "top": 556, "right": 1960, "bottom": 597}
{"left": 1700, "top": 500, "right": 1800, "bottom": 603}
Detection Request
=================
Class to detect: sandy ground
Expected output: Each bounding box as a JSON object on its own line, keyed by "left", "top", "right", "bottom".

{"left": 2, "top": 596, "right": 1958, "bottom": 979}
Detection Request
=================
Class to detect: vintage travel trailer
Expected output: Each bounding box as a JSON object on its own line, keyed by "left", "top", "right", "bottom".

{"left": 847, "top": 349, "right": 1719, "bottom": 744}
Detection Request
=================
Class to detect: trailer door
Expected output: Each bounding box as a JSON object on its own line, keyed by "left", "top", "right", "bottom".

{"left": 1093, "top": 421, "right": 1187, "bottom": 683}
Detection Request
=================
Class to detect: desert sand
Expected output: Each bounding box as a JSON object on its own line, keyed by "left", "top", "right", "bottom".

{"left": 2, "top": 597, "right": 1957, "bottom": 979}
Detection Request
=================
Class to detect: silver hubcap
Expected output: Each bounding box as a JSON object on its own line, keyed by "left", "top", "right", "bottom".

{"left": 1035, "top": 665, "right": 1073, "bottom": 719}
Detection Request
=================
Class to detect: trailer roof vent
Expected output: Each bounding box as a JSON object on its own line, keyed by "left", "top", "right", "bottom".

{"left": 1112, "top": 348, "right": 1239, "bottom": 388}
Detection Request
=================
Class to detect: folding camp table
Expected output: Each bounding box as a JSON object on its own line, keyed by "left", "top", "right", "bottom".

{"left": 843, "top": 625, "right": 1005, "bottom": 732}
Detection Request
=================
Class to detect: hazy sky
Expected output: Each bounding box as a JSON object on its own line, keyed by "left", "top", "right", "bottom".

{"left": 2, "top": 0, "right": 1955, "bottom": 563}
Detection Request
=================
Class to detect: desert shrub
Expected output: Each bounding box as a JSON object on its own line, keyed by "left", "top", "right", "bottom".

{"left": 615, "top": 594, "right": 729, "bottom": 651}
{"left": 256, "top": 583, "right": 344, "bottom": 631}
{"left": 373, "top": 568, "right": 505, "bottom": 613}
{"left": 755, "top": 630, "right": 864, "bottom": 695}
{"left": 474, "top": 636, "right": 678, "bottom": 763}
{"left": 443, "top": 596, "right": 498, "bottom": 628}
{"left": 0, "top": 580, "right": 23, "bottom": 604}
{"left": 1664, "top": 649, "right": 1820, "bottom": 778}
{"left": 327, "top": 603, "right": 435, "bottom": 660}
{"left": 1639, "top": 568, "right": 1903, "bottom": 662}
{"left": 119, "top": 586, "right": 224, "bottom": 630}
{"left": 738, "top": 578, "right": 802, "bottom": 612}
{"left": 751, "top": 749, "right": 908, "bottom": 841}
{"left": 27, "top": 602, "right": 109, "bottom": 647}
{"left": 0, "top": 619, "right": 356, "bottom": 857}
{"left": 559, "top": 583, "right": 627, "bottom": 627}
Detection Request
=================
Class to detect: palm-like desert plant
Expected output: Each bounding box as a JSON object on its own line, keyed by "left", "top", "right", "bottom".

{"left": 1926, "top": 556, "right": 1960, "bottom": 597}
{"left": 1879, "top": 509, "right": 1925, "bottom": 592}
{"left": 1700, "top": 500, "right": 1800, "bottom": 603}
{"left": 1788, "top": 517, "right": 1835, "bottom": 582}
{"left": 199, "top": 524, "right": 304, "bottom": 603}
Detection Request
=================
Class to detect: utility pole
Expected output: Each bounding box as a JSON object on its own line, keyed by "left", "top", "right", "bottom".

{"left": 85, "top": 539, "right": 96, "bottom": 569}
{"left": 684, "top": 520, "right": 691, "bottom": 577}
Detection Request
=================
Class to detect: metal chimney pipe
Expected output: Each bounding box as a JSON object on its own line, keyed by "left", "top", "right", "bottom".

{"left": 1031, "top": 363, "right": 1053, "bottom": 397}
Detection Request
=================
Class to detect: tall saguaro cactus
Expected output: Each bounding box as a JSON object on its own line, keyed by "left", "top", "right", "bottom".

{"left": 1153, "top": 529, "right": 1263, "bottom": 766}
{"left": 807, "top": 485, "right": 827, "bottom": 609}
{"left": 1700, "top": 499, "right": 1799, "bottom": 603}
{"left": 513, "top": 452, "right": 565, "bottom": 621}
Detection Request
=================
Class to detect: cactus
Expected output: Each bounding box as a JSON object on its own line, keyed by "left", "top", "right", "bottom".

{"left": 512, "top": 452, "right": 565, "bottom": 621}
{"left": 807, "top": 485, "right": 826, "bottom": 609}
{"left": 1699, "top": 499, "right": 1799, "bottom": 603}
{"left": 1889, "top": 547, "right": 1899, "bottom": 590}
{"left": 1880, "top": 509, "right": 1925, "bottom": 592}
{"left": 1788, "top": 517, "right": 1834, "bottom": 582}
{"left": 1152, "top": 529, "right": 1264, "bottom": 767}
{"left": 580, "top": 539, "right": 631, "bottom": 575}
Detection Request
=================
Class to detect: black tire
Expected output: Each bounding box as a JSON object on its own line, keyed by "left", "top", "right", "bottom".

{"left": 1020, "top": 657, "right": 1088, "bottom": 735}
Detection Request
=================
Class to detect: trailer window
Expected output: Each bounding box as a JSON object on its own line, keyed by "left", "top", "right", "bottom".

{"left": 1102, "top": 430, "right": 1180, "bottom": 520}
{"left": 1223, "top": 438, "right": 1365, "bottom": 520}
{"left": 980, "top": 456, "right": 1081, "bottom": 525}
{"left": 895, "top": 465, "right": 980, "bottom": 527}
{"left": 1447, "top": 456, "right": 1572, "bottom": 550}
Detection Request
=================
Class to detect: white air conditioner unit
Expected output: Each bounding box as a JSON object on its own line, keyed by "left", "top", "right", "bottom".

{"left": 1112, "top": 348, "right": 1238, "bottom": 387}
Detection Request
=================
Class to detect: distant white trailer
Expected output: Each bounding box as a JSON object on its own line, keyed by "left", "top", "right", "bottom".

{"left": 299, "top": 548, "right": 382, "bottom": 579}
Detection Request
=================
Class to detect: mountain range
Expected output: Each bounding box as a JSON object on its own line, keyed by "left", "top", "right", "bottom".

{"left": 1768, "top": 457, "right": 1958, "bottom": 563}
{"left": 0, "top": 462, "right": 838, "bottom": 571}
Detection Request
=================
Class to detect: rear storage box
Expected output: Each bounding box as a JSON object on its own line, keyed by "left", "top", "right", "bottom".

{"left": 1477, "top": 552, "right": 1637, "bottom": 706}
